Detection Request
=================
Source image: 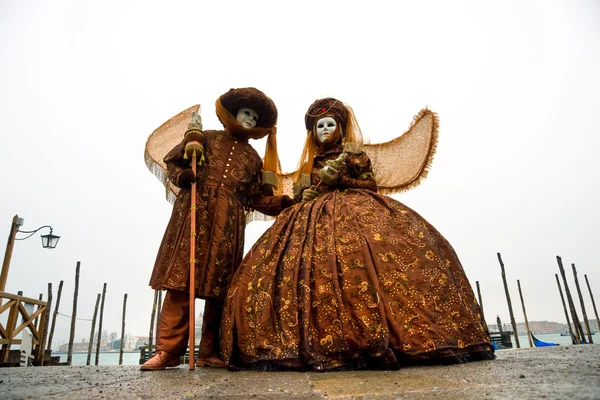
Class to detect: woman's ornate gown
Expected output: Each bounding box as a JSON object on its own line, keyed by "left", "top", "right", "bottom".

{"left": 221, "top": 145, "right": 494, "bottom": 371}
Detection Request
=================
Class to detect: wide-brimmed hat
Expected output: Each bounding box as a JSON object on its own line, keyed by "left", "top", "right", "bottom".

{"left": 218, "top": 87, "right": 277, "bottom": 129}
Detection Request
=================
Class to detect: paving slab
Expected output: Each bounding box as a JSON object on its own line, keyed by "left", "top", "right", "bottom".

{"left": 1, "top": 344, "right": 599, "bottom": 399}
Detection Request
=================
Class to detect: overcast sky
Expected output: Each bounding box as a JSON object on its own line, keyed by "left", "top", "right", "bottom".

{"left": 1, "top": 1, "right": 599, "bottom": 348}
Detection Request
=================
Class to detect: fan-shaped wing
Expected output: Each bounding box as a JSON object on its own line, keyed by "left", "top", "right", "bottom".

{"left": 144, "top": 104, "right": 200, "bottom": 203}
{"left": 364, "top": 108, "right": 439, "bottom": 194}
{"left": 272, "top": 171, "right": 296, "bottom": 198}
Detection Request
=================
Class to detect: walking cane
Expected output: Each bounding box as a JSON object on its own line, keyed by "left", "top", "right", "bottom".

{"left": 184, "top": 112, "right": 204, "bottom": 370}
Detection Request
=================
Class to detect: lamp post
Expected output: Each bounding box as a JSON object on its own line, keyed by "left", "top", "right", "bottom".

{"left": 0, "top": 214, "right": 60, "bottom": 292}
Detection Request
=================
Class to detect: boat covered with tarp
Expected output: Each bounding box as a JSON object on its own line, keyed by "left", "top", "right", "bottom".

{"left": 531, "top": 333, "right": 559, "bottom": 347}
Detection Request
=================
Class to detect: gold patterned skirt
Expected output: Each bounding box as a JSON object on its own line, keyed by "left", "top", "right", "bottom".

{"left": 221, "top": 188, "right": 494, "bottom": 371}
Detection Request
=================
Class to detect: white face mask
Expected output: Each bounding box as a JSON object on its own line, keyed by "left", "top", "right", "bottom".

{"left": 316, "top": 117, "right": 337, "bottom": 143}
{"left": 236, "top": 107, "right": 258, "bottom": 129}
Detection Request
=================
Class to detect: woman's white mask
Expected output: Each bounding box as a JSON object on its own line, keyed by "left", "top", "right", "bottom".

{"left": 236, "top": 107, "right": 259, "bottom": 129}
{"left": 316, "top": 117, "right": 337, "bottom": 143}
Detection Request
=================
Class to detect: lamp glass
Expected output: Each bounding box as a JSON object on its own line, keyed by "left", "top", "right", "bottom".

{"left": 41, "top": 233, "right": 60, "bottom": 249}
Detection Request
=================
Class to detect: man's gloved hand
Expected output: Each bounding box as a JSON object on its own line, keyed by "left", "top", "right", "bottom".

{"left": 177, "top": 168, "right": 197, "bottom": 188}
{"left": 184, "top": 141, "right": 204, "bottom": 162}
{"left": 319, "top": 166, "right": 339, "bottom": 185}
{"left": 302, "top": 187, "right": 319, "bottom": 202}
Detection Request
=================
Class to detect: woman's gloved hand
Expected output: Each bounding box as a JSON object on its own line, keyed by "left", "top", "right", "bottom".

{"left": 302, "top": 186, "right": 319, "bottom": 202}
{"left": 319, "top": 166, "right": 339, "bottom": 185}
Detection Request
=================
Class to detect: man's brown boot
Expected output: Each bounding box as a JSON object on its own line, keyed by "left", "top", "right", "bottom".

{"left": 140, "top": 351, "right": 181, "bottom": 371}
{"left": 196, "top": 355, "right": 226, "bottom": 368}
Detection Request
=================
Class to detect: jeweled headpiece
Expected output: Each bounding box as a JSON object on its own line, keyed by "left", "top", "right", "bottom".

{"left": 305, "top": 98, "right": 348, "bottom": 133}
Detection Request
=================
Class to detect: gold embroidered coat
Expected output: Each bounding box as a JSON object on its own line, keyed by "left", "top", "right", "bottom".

{"left": 149, "top": 129, "right": 291, "bottom": 299}
{"left": 221, "top": 145, "right": 493, "bottom": 370}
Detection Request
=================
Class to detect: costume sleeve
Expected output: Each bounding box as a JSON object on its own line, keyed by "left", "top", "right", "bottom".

{"left": 164, "top": 140, "right": 191, "bottom": 188}
{"left": 338, "top": 152, "right": 377, "bottom": 192}
{"left": 246, "top": 171, "right": 294, "bottom": 216}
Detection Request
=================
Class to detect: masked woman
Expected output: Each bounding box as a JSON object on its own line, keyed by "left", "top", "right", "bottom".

{"left": 221, "top": 97, "right": 494, "bottom": 371}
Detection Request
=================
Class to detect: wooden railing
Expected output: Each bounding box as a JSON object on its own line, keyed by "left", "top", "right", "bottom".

{"left": 0, "top": 291, "right": 48, "bottom": 364}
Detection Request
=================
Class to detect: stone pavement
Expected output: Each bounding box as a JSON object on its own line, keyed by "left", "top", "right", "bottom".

{"left": 1, "top": 344, "right": 599, "bottom": 399}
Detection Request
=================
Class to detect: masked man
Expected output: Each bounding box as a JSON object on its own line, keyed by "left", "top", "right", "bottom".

{"left": 141, "top": 88, "right": 292, "bottom": 370}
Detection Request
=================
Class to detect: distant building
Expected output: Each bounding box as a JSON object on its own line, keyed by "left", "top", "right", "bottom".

{"left": 59, "top": 342, "right": 89, "bottom": 352}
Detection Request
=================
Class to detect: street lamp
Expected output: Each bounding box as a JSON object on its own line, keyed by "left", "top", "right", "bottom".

{"left": 0, "top": 214, "right": 60, "bottom": 292}
{"left": 17, "top": 225, "right": 61, "bottom": 249}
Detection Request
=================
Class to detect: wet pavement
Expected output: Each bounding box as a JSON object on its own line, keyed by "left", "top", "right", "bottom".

{"left": 0, "top": 344, "right": 599, "bottom": 399}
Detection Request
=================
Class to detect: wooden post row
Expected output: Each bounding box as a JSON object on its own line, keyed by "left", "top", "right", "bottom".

{"left": 47, "top": 280, "right": 63, "bottom": 351}
{"left": 119, "top": 293, "right": 127, "bottom": 365}
{"left": 87, "top": 293, "right": 101, "bottom": 365}
{"left": 95, "top": 283, "right": 107, "bottom": 366}
{"left": 67, "top": 262, "right": 80, "bottom": 365}
{"left": 497, "top": 253, "right": 520, "bottom": 348}
{"left": 571, "top": 264, "right": 593, "bottom": 343}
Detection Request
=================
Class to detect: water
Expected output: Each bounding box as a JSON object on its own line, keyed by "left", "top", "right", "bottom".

{"left": 53, "top": 333, "right": 593, "bottom": 364}
{"left": 53, "top": 351, "right": 141, "bottom": 366}
{"left": 510, "top": 332, "right": 593, "bottom": 348}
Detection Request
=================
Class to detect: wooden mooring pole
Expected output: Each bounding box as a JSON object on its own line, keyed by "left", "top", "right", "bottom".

{"left": 86, "top": 293, "right": 101, "bottom": 365}
{"left": 475, "top": 280, "right": 490, "bottom": 335}
{"left": 475, "top": 281, "right": 485, "bottom": 318}
{"left": 47, "top": 280, "right": 63, "bottom": 351}
{"left": 156, "top": 290, "right": 163, "bottom": 339}
{"left": 556, "top": 256, "right": 584, "bottom": 343}
{"left": 119, "top": 293, "right": 127, "bottom": 365}
{"left": 39, "top": 283, "right": 52, "bottom": 365}
{"left": 95, "top": 283, "right": 107, "bottom": 366}
{"left": 67, "top": 262, "right": 80, "bottom": 366}
{"left": 497, "top": 252, "right": 520, "bottom": 348}
{"left": 148, "top": 289, "right": 158, "bottom": 356}
{"left": 555, "top": 274, "right": 576, "bottom": 344}
{"left": 34, "top": 293, "right": 43, "bottom": 331}
{"left": 572, "top": 264, "right": 593, "bottom": 343}
{"left": 517, "top": 280, "right": 533, "bottom": 347}
{"left": 584, "top": 274, "right": 599, "bottom": 331}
